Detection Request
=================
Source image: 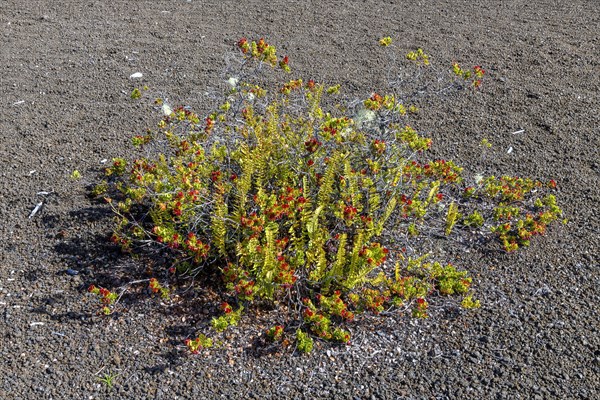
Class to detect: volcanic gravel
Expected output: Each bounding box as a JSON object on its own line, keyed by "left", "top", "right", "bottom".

{"left": 1, "top": 1, "right": 598, "bottom": 399}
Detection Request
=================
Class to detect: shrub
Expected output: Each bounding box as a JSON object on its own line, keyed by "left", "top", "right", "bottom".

{"left": 93, "top": 38, "right": 563, "bottom": 352}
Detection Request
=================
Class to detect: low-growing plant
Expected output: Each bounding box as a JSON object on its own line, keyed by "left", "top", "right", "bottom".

{"left": 266, "top": 325, "right": 285, "bottom": 341}
{"left": 87, "top": 284, "right": 118, "bottom": 315}
{"left": 185, "top": 334, "right": 213, "bottom": 354}
{"left": 130, "top": 88, "right": 142, "bottom": 100}
{"left": 89, "top": 37, "right": 563, "bottom": 353}
{"left": 97, "top": 371, "right": 119, "bottom": 390}
{"left": 211, "top": 303, "right": 243, "bottom": 332}
{"left": 295, "top": 329, "right": 314, "bottom": 353}
{"left": 91, "top": 180, "right": 109, "bottom": 197}
{"left": 461, "top": 294, "right": 481, "bottom": 309}
{"left": 148, "top": 277, "right": 170, "bottom": 299}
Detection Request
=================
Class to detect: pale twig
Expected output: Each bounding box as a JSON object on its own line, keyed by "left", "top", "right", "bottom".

{"left": 94, "top": 366, "right": 106, "bottom": 376}
{"left": 28, "top": 191, "right": 56, "bottom": 219}
{"left": 28, "top": 202, "right": 44, "bottom": 219}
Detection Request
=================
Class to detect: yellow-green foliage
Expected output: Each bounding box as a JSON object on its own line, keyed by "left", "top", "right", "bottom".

{"left": 296, "top": 329, "right": 314, "bottom": 353}
{"left": 445, "top": 202, "right": 460, "bottom": 235}
{"left": 100, "top": 38, "right": 563, "bottom": 349}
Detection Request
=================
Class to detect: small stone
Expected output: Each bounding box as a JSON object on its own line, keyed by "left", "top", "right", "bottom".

{"left": 65, "top": 268, "right": 79, "bottom": 276}
{"left": 227, "top": 77, "right": 239, "bottom": 88}
{"left": 130, "top": 72, "right": 143, "bottom": 79}
{"left": 162, "top": 103, "right": 172, "bottom": 116}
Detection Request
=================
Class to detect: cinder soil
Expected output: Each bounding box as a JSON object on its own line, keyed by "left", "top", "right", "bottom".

{"left": 1, "top": 1, "right": 598, "bottom": 399}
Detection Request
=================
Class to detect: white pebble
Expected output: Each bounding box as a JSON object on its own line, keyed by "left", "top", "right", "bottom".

{"left": 162, "top": 103, "right": 173, "bottom": 116}
{"left": 227, "top": 77, "right": 239, "bottom": 88}
{"left": 130, "top": 72, "right": 143, "bottom": 79}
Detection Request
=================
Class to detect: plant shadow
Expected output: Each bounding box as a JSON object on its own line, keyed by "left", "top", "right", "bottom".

{"left": 47, "top": 194, "right": 502, "bottom": 372}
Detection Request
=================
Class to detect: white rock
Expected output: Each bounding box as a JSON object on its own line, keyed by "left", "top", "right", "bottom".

{"left": 227, "top": 77, "right": 239, "bottom": 88}
{"left": 162, "top": 103, "right": 173, "bottom": 116}
{"left": 129, "top": 72, "right": 143, "bottom": 79}
{"left": 354, "top": 108, "right": 376, "bottom": 128}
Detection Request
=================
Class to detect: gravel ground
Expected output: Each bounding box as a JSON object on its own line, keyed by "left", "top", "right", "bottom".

{"left": 1, "top": 1, "right": 598, "bottom": 399}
